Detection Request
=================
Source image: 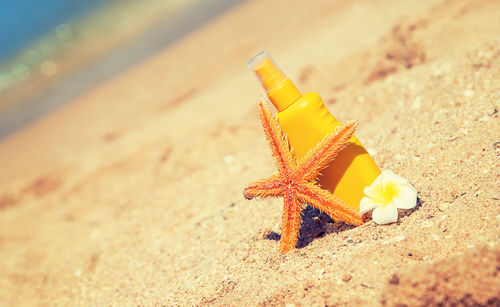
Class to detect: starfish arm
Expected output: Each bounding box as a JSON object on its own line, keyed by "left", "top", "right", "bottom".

{"left": 244, "top": 174, "right": 285, "bottom": 199}
{"left": 280, "top": 190, "right": 304, "bottom": 254}
{"left": 294, "top": 121, "right": 358, "bottom": 181}
{"left": 258, "top": 98, "right": 296, "bottom": 176}
{"left": 297, "top": 182, "right": 365, "bottom": 226}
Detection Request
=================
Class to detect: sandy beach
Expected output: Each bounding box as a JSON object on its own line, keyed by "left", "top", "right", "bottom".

{"left": 0, "top": 0, "right": 499, "bottom": 305}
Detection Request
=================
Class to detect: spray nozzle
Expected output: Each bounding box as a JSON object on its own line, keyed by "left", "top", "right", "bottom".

{"left": 247, "top": 50, "right": 301, "bottom": 111}
{"left": 247, "top": 50, "right": 286, "bottom": 93}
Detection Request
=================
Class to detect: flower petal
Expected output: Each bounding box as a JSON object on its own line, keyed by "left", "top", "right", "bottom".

{"left": 393, "top": 183, "right": 417, "bottom": 209}
{"left": 372, "top": 203, "right": 398, "bottom": 224}
{"left": 359, "top": 196, "right": 380, "bottom": 216}
{"left": 363, "top": 173, "right": 384, "bottom": 199}
{"left": 381, "top": 170, "right": 408, "bottom": 188}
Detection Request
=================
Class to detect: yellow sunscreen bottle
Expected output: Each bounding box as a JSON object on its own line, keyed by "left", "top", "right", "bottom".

{"left": 248, "top": 50, "right": 381, "bottom": 213}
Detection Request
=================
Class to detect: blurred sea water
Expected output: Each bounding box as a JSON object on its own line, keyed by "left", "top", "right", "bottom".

{"left": 0, "top": 0, "right": 245, "bottom": 139}
{"left": 0, "top": 0, "right": 107, "bottom": 63}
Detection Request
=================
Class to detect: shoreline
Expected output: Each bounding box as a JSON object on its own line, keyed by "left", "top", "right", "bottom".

{"left": 0, "top": 0, "right": 244, "bottom": 140}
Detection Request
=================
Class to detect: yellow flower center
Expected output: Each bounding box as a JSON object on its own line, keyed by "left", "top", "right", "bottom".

{"left": 376, "top": 181, "right": 399, "bottom": 205}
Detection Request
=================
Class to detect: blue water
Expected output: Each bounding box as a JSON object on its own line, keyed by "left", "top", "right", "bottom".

{"left": 0, "top": 0, "right": 107, "bottom": 63}
{"left": 0, "top": 0, "right": 246, "bottom": 139}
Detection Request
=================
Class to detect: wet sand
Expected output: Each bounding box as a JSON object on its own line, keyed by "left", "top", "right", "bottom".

{"left": 0, "top": 0, "right": 499, "bottom": 305}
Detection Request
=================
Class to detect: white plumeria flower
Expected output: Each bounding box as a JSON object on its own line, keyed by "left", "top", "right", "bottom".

{"left": 359, "top": 170, "right": 417, "bottom": 224}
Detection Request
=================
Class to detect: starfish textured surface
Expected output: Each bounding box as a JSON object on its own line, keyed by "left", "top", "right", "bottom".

{"left": 244, "top": 98, "right": 365, "bottom": 253}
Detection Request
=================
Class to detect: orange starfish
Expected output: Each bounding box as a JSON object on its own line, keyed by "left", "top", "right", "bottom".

{"left": 244, "top": 98, "right": 365, "bottom": 253}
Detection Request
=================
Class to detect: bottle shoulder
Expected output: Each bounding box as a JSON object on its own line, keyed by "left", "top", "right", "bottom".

{"left": 278, "top": 91, "right": 341, "bottom": 133}
{"left": 301, "top": 91, "right": 322, "bottom": 100}
{"left": 297, "top": 91, "right": 322, "bottom": 106}
{"left": 279, "top": 91, "right": 330, "bottom": 118}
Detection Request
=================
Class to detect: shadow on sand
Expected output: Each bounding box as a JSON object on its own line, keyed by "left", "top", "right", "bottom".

{"left": 263, "top": 205, "right": 356, "bottom": 249}
{"left": 264, "top": 196, "right": 424, "bottom": 249}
